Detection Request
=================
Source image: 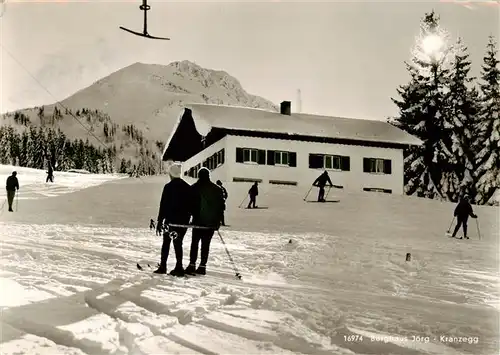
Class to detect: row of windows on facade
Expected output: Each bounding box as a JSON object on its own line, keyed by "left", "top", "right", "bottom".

{"left": 183, "top": 147, "right": 392, "bottom": 178}
{"left": 184, "top": 149, "right": 225, "bottom": 178}
{"left": 235, "top": 148, "right": 392, "bottom": 174}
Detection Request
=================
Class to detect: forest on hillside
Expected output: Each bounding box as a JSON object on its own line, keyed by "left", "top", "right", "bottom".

{"left": 0, "top": 107, "right": 164, "bottom": 176}
{"left": 391, "top": 11, "right": 499, "bottom": 205}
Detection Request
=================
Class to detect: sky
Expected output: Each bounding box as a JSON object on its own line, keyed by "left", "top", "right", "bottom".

{"left": 0, "top": 0, "right": 498, "bottom": 120}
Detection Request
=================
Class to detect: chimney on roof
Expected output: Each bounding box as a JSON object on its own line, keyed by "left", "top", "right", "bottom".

{"left": 280, "top": 101, "right": 291, "bottom": 115}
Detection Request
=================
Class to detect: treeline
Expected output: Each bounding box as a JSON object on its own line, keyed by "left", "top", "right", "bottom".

{"left": 0, "top": 125, "right": 117, "bottom": 174}
{"left": 391, "top": 11, "right": 499, "bottom": 205}
{"left": 2, "top": 106, "right": 164, "bottom": 177}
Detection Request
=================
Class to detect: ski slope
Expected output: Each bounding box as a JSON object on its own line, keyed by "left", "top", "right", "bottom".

{"left": 0, "top": 166, "right": 499, "bottom": 355}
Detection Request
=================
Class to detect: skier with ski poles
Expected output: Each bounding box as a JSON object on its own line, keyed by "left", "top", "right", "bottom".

{"left": 247, "top": 182, "right": 258, "bottom": 209}
{"left": 154, "top": 163, "right": 192, "bottom": 276}
{"left": 450, "top": 194, "right": 478, "bottom": 240}
{"left": 5, "top": 171, "right": 19, "bottom": 212}
{"left": 216, "top": 180, "right": 228, "bottom": 226}
{"left": 312, "top": 171, "right": 333, "bottom": 202}
{"left": 184, "top": 168, "right": 225, "bottom": 276}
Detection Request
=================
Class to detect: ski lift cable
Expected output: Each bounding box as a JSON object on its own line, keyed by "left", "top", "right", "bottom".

{"left": 0, "top": 43, "right": 161, "bottom": 181}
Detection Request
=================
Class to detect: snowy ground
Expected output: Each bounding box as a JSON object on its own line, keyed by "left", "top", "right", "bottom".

{"left": 0, "top": 167, "right": 499, "bottom": 355}
{"left": 0, "top": 165, "right": 126, "bottom": 201}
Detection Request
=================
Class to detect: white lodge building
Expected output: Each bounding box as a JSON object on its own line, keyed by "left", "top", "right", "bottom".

{"left": 162, "top": 101, "right": 422, "bottom": 195}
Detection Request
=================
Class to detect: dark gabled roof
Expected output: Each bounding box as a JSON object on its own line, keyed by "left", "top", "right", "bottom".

{"left": 163, "top": 103, "right": 422, "bottom": 159}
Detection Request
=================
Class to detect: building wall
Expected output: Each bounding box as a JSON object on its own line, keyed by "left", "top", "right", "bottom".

{"left": 181, "top": 137, "right": 229, "bottom": 182}
{"left": 224, "top": 135, "right": 404, "bottom": 194}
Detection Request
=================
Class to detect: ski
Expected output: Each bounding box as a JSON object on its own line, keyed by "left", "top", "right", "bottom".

{"left": 136, "top": 263, "right": 190, "bottom": 278}
{"left": 305, "top": 200, "right": 340, "bottom": 203}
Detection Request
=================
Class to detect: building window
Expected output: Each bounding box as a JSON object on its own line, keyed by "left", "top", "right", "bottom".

{"left": 363, "top": 158, "right": 391, "bottom": 174}
{"left": 236, "top": 148, "right": 266, "bottom": 165}
{"left": 217, "top": 149, "right": 225, "bottom": 167}
{"left": 198, "top": 148, "right": 226, "bottom": 172}
{"left": 244, "top": 149, "right": 258, "bottom": 163}
{"left": 267, "top": 150, "right": 296, "bottom": 167}
{"left": 324, "top": 155, "right": 340, "bottom": 170}
{"left": 309, "top": 154, "right": 350, "bottom": 171}
{"left": 275, "top": 151, "right": 289, "bottom": 165}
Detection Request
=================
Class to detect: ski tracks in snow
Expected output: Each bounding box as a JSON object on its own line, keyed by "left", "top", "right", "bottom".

{"left": 0, "top": 223, "right": 342, "bottom": 355}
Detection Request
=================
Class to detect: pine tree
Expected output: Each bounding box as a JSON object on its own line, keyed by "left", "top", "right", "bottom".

{"left": 0, "top": 127, "right": 11, "bottom": 164}
{"left": 19, "top": 131, "right": 29, "bottom": 167}
{"left": 391, "top": 11, "right": 455, "bottom": 199}
{"left": 476, "top": 35, "right": 500, "bottom": 205}
{"left": 443, "top": 37, "right": 482, "bottom": 201}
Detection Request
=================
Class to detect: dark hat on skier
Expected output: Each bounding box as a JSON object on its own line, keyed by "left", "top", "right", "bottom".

{"left": 12, "top": 171, "right": 17, "bottom": 176}
{"left": 198, "top": 167, "right": 210, "bottom": 181}
{"left": 216, "top": 180, "right": 222, "bottom": 185}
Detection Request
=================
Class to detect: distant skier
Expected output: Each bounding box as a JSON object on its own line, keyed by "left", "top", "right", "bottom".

{"left": 184, "top": 168, "right": 224, "bottom": 276}
{"left": 312, "top": 171, "right": 333, "bottom": 202}
{"left": 154, "top": 163, "right": 192, "bottom": 276}
{"left": 216, "top": 180, "right": 228, "bottom": 226}
{"left": 46, "top": 161, "right": 54, "bottom": 183}
{"left": 5, "top": 171, "right": 19, "bottom": 212}
{"left": 451, "top": 194, "right": 478, "bottom": 240}
{"left": 247, "top": 182, "right": 258, "bottom": 209}
{"left": 149, "top": 219, "right": 156, "bottom": 230}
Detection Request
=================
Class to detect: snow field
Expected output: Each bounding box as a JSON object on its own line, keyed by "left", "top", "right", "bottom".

{"left": 0, "top": 167, "right": 499, "bottom": 354}
{"left": 0, "top": 164, "right": 126, "bottom": 201}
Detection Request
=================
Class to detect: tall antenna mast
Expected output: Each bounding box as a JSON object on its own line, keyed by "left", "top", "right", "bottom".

{"left": 296, "top": 89, "right": 302, "bottom": 113}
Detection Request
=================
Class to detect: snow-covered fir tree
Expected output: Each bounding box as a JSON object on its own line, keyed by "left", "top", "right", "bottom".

{"left": 391, "top": 11, "right": 455, "bottom": 199}
{"left": 476, "top": 36, "right": 500, "bottom": 205}
{"left": 443, "top": 37, "right": 482, "bottom": 201}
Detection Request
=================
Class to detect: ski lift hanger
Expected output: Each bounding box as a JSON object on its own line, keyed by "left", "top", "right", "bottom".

{"left": 119, "top": 0, "right": 170, "bottom": 40}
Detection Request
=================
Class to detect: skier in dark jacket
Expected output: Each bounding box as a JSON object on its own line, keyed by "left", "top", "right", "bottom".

{"left": 154, "top": 163, "right": 192, "bottom": 276}
{"left": 216, "top": 180, "right": 228, "bottom": 226}
{"left": 5, "top": 171, "right": 19, "bottom": 212}
{"left": 451, "top": 195, "right": 478, "bottom": 239}
{"left": 46, "top": 161, "right": 54, "bottom": 183}
{"left": 247, "top": 182, "right": 258, "bottom": 209}
{"left": 185, "top": 168, "right": 224, "bottom": 275}
{"left": 313, "top": 171, "right": 333, "bottom": 202}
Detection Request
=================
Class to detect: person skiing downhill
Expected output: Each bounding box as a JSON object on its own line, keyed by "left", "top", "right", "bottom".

{"left": 216, "top": 180, "right": 228, "bottom": 226}
{"left": 451, "top": 194, "right": 478, "bottom": 239}
{"left": 312, "top": 171, "right": 333, "bottom": 202}
{"left": 247, "top": 182, "right": 258, "bottom": 209}
{"left": 5, "top": 171, "right": 19, "bottom": 212}
{"left": 184, "top": 168, "right": 224, "bottom": 276}
{"left": 154, "top": 163, "right": 192, "bottom": 276}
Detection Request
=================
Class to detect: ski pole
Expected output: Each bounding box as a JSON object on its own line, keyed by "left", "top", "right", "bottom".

{"left": 475, "top": 218, "right": 481, "bottom": 240}
{"left": 0, "top": 198, "right": 6, "bottom": 215}
{"left": 447, "top": 217, "right": 455, "bottom": 233}
{"left": 168, "top": 223, "right": 215, "bottom": 230}
{"left": 303, "top": 186, "right": 313, "bottom": 201}
{"left": 325, "top": 185, "right": 332, "bottom": 200}
{"left": 216, "top": 230, "right": 242, "bottom": 280}
{"left": 238, "top": 195, "right": 247, "bottom": 208}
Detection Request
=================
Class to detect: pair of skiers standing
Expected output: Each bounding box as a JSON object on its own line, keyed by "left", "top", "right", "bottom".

{"left": 155, "top": 165, "right": 225, "bottom": 277}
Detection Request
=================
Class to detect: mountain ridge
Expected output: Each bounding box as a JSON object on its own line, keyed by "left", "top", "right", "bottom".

{"left": 0, "top": 60, "right": 278, "bottom": 174}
